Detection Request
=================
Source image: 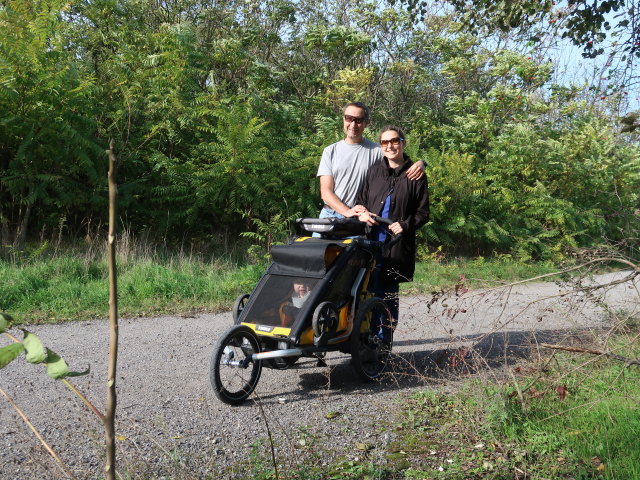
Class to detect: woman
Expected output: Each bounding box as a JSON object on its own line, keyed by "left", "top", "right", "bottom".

{"left": 355, "top": 126, "right": 429, "bottom": 344}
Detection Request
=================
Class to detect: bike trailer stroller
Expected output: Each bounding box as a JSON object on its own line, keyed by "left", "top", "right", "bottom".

{"left": 209, "top": 217, "right": 395, "bottom": 405}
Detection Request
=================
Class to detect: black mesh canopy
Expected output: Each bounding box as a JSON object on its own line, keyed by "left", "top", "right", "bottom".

{"left": 240, "top": 274, "right": 319, "bottom": 328}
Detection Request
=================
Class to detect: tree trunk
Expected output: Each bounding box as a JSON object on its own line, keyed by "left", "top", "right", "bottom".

{"left": 0, "top": 209, "right": 9, "bottom": 257}
{"left": 13, "top": 200, "right": 32, "bottom": 251}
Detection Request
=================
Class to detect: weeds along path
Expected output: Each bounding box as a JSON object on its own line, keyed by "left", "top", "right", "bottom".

{"left": 1, "top": 271, "right": 637, "bottom": 479}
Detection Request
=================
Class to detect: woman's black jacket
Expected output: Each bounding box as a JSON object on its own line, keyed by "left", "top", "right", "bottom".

{"left": 356, "top": 155, "right": 429, "bottom": 283}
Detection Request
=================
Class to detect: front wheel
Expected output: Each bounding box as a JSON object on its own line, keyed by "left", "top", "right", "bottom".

{"left": 210, "top": 325, "right": 262, "bottom": 405}
{"left": 350, "top": 298, "right": 392, "bottom": 381}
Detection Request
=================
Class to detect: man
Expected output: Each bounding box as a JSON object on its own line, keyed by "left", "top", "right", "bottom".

{"left": 317, "top": 102, "right": 425, "bottom": 219}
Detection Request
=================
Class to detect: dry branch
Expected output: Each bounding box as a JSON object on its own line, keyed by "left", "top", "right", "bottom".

{"left": 0, "top": 387, "right": 76, "bottom": 479}
{"left": 541, "top": 343, "right": 640, "bottom": 367}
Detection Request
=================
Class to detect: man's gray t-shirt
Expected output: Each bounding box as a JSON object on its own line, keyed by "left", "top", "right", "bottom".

{"left": 317, "top": 139, "right": 382, "bottom": 208}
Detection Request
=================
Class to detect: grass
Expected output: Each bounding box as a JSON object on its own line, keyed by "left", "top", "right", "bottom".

{"left": 228, "top": 335, "right": 639, "bottom": 480}
{"left": 408, "top": 255, "right": 560, "bottom": 293}
{"left": 1, "top": 248, "right": 264, "bottom": 324}
{"left": 1, "top": 241, "right": 567, "bottom": 324}
{"left": 384, "top": 345, "right": 640, "bottom": 480}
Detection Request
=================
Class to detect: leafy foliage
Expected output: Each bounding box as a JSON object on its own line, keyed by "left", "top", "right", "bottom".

{"left": 0, "top": 0, "right": 102, "bottom": 250}
{"left": 411, "top": 0, "right": 640, "bottom": 61}
{"left": 402, "top": 0, "right": 640, "bottom": 106}
{"left": 0, "top": 0, "right": 638, "bottom": 260}
{"left": 0, "top": 312, "right": 88, "bottom": 378}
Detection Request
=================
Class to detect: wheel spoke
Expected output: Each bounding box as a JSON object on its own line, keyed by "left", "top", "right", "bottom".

{"left": 351, "top": 298, "right": 392, "bottom": 381}
{"left": 210, "top": 326, "right": 262, "bottom": 405}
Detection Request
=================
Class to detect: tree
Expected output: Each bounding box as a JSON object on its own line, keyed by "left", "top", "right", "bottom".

{"left": 398, "top": 0, "right": 639, "bottom": 101}
{"left": 0, "top": 0, "right": 102, "bottom": 252}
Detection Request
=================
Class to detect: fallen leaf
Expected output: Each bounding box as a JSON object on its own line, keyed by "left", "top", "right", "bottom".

{"left": 529, "top": 386, "right": 546, "bottom": 399}
{"left": 556, "top": 385, "right": 568, "bottom": 400}
{"left": 449, "top": 347, "right": 469, "bottom": 368}
{"left": 355, "top": 442, "right": 372, "bottom": 451}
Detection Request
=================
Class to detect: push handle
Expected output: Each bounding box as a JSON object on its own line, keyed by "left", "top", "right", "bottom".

{"left": 371, "top": 215, "right": 393, "bottom": 226}
{"left": 370, "top": 215, "right": 402, "bottom": 251}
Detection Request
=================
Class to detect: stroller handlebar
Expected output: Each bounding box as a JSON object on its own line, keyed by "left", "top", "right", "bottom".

{"left": 294, "top": 216, "right": 401, "bottom": 253}
{"left": 370, "top": 215, "right": 402, "bottom": 251}
{"left": 354, "top": 215, "right": 402, "bottom": 254}
{"left": 370, "top": 215, "right": 393, "bottom": 226}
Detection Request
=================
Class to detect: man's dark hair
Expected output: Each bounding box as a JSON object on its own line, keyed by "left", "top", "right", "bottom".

{"left": 343, "top": 102, "right": 370, "bottom": 121}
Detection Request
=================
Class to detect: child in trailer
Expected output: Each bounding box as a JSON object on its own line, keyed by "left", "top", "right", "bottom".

{"left": 280, "top": 281, "right": 313, "bottom": 327}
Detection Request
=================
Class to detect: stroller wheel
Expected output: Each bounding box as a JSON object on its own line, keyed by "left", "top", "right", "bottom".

{"left": 312, "top": 301, "right": 339, "bottom": 343}
{"left": 350, "top": 298, "right": 392, "bottom": 381}
{"left": 265, "top": 341, "right": 299, "bottom": 369}
{"left": 210, "top": 325, "right": 263, "bottom": 405}
{"left": 232, "top": 294, "right": 250, "bottom": 324}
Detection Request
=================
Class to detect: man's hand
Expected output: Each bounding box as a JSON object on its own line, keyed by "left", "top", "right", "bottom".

{"left": 406, "top": 160, "right": 426, "bottom": 180}
{"left": 320, "top": 175, "right": 364, "bottom": 217}
{"left": 347, "top": 205, "right": 367, "bottom": 217}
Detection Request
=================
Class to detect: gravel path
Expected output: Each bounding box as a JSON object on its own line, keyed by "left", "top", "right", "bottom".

{"left": 1, "top": 271, "right": 637, "bottom": 479}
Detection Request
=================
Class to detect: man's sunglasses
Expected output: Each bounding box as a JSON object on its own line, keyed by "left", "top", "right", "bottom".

{"left": 343, "top": 115, "right": 366, "bottom": 125}
{"left": 380, "top": 137, "right": 404, "bottom": 147}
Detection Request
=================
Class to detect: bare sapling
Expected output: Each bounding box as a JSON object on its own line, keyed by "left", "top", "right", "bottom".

{"left": 104, "top": 139, "right": 119, "bottom": 479}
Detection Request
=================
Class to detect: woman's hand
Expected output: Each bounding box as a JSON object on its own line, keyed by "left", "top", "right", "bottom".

{"left": 389, "top": 222, "right": 403, "bottom": 235}
{"left": 358, "top": 211, "right": 378, "bottom": 226}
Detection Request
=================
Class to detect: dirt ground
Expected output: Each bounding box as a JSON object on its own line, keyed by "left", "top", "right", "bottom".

{"left": 1, "top": 270, "right": 637, "bottom": 479}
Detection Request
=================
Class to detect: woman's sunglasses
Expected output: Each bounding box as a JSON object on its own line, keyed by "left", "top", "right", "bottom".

{"left": 380, "top": 137, "right": 404, "bottom": 147}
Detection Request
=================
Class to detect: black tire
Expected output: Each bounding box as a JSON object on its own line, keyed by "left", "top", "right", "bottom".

{"left": 265, "top": 356, "right": 299, "bottom": 369}
{"left": 264, "top": 341, "right": 299, "bottom": 369}
{"left": 312, "top": 301, "right": 339, "bottom": 337}
{"left": 232, "top": 294, "right": 250, "bottom": 324}
{"left": 350, "top": 297, "right": 392, "bottom": 381}
{"left": 210, "top": 325, "right": 262, "bottom": 405}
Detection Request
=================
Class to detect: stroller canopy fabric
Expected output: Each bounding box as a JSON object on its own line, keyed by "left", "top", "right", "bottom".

{"left": 269, "top": 239, "right": 351, "bottom": 277}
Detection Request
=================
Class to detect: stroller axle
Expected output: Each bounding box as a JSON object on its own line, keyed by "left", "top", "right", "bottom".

{"left": 252, "top": 348, "right": 303, "bottom": 360}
